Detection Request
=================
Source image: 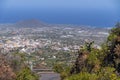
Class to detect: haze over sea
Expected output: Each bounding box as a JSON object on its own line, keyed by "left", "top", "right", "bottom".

{"left": 0, "top": 0, "right": 120, "bottom": 27}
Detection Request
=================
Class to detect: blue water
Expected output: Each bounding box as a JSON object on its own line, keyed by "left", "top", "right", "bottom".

{"left": 0, "top": 0, "right": 120, "bottom": 27}
{"left": 0, "top": 9, "right": 119, "bottom": 27}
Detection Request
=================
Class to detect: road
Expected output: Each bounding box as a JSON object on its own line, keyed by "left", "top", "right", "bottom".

{"left": 39, "top": 72, "right": 60, "bottom": 80}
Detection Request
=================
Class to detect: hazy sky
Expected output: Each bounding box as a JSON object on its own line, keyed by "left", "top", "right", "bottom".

{"left": 0, "top": 0, "right": 120, "bottom": 27}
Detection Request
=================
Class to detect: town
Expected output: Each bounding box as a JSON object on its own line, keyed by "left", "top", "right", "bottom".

{"left": 0, "top": 20, "right": 109, "bottom": 68}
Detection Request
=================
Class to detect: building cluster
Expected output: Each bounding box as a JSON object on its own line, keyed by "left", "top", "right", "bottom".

{"left": 0, "top": 35, "right": 81, "bottom": 54}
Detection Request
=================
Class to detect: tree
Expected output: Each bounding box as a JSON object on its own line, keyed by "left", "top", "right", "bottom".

{"left": 70, "top": 40, "right": 95, "bottom": 74}
{"left": 70, "top": 50, "right": 89, "bottom": 74}
{"left": 9, "top": 52, "right": 39, "bottom": 80}
{"left": 0, "top": 54, "right": 16, "bottom": 80}
{"left": 104, "top": 23, "right": 120, "bottom": 74}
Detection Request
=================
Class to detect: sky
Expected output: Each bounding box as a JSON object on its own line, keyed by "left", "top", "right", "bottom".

{"left": 0, "top": 0, "right": 120, "bottom": 27}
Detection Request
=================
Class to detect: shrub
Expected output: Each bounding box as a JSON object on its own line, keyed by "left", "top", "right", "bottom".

{"left": 16, "top": 67, "right": 39, "bottom": 80}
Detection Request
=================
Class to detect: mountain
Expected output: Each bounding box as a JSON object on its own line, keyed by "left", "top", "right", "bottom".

{"left": 14, "top": 19, "right": 49, "bottom": 28}
{"left": 0, "top": 19, "right": 111, "bottom": 30}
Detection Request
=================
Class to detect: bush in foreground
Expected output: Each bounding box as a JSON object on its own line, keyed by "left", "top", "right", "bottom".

{"left": 16, "top": 67, "right": 39, "bottom": 80}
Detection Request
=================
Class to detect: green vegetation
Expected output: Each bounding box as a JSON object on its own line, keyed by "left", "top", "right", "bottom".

{"left": 53, "top": 63, "right": 71, "bottom": 80}
{"left": 0, "top": 51, "right": 39, "bottom": 80}
{"left": 16, "top": 67, "right": 39, "bottom": 80}
{"left": 53, "top": 22, "right": 120, "bottom": 80}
